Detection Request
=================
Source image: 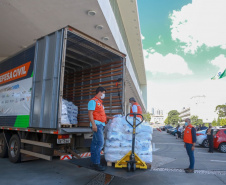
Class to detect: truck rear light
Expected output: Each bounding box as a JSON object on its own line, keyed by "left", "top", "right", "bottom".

{"left": 58, "top": 134, "right": 69, "bottom": 139}
{"left": 196, "top": 133, "right": 203, "bottom": 136}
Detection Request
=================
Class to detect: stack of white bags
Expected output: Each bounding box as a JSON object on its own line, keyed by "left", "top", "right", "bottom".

{"left": 61, "top": 99, "right": 78, "bottom": 125}
{"left": 104, "top": 115, "right": 153, "bottom": 164}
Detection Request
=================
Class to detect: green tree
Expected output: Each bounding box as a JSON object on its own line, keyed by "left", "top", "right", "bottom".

{"left": 212, "top": 119, "right": 217, "bottom": 126}
{"left": 178, "top": 117, "right": 182, "bottom": 124}
{"left": 217, "top": 117, "right": 221, "bottom": 126}
{"left": 168, "top": 110, "right": 179, "bottom": 125}
{"left": 191, "top": 115, "right": 198, "bottom": 125}
{"left": 164, "top": 117, "right": 169, "bottom": 125}
{"left": 215, "top": 104, "right": 226, "bottom": 118}
{"left": 143, "top": 112, "right": 151, "bottom": 122}
{"left": 220, "top": 119, "right": 226, "bottom": 126}
{"left": 197, "top": 119, "right": 203, "bottom": 125}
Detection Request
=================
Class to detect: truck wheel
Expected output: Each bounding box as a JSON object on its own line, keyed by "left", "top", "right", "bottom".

{"left": 202, "top": 139, "right": 209, "bottom": 148}
{"left": 8, "top": 134, "right": 21, "bottom": 163}
{"left": 0, "top": 133, "right": 10, "bottom": 158}
{"left": 219, "top": 143, "right": 226, "bottom": 153}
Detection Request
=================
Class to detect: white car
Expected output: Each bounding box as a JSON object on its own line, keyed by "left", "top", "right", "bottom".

{"left": 196, "top": 129, "right": 209, "bottom": 148}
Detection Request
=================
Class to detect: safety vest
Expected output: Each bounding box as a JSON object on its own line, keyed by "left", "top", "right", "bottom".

{"left": 90, "top": 96, "right": 106, "bottom": 123}
{"left": 184, "top": 125, "right": 194, "bottom": 144}
{"left": 130, "top": 102, "right": 142, "bottom": 119}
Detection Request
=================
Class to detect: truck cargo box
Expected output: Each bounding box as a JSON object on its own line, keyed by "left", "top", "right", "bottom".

{"left": 0, "top": 26, "right": 125, "bottom": 134}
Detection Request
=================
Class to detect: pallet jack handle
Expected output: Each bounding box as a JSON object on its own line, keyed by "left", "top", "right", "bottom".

{"left": 125, "top": 113, "right": 144, "bottom": 127}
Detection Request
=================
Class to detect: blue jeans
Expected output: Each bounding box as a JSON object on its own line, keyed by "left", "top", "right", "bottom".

{"left": 90, "top": 124, "right": 104, "bottom": 164}
{"left": 185, "top": 143, "right": 195, "bottom": 169}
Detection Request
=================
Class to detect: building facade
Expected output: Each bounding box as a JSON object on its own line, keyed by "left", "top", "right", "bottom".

{"left": 179, "top": 107, "right": 191, "bottom": 124}
{"left": 151, "top": 108, "right": 164, "bottom": 124}
{"left": 0, "top": 0, "right": 147, "bottom": 114}
{"left": 179, "top": 95, "right": 217, "bottom": 124}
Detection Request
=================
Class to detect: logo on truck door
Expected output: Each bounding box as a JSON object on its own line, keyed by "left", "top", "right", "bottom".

{"left": 0, "top": 61, "right": 31, "bottom": 85}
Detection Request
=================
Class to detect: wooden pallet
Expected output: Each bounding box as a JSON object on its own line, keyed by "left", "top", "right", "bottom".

{"left": 107, "top": 161, "right": 116, "bottom": 167}
{"left": 146, "top": 163, "right": 152, "bottom": 169}
{"left": 61, "top": 124, "right": 78, "bottom": 128}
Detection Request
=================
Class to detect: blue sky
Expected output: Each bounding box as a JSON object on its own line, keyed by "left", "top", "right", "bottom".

{"left": 137, "top": 0, "right": 226, "bottom": 119}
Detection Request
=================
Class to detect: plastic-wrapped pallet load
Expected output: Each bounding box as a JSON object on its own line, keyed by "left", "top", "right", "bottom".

{"left": 67, "top": 102, "right": 78, "bottom": 125}
{"left": 61, "top": 99, "right": 70, "bottom": 124}
{"left": 104, "top": 115, "right": 153, "bottom": 164}
{"left": 61, "top": 99, "right": 78, "bottom": 125}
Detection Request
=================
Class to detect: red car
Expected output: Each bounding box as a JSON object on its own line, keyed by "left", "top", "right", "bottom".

{"left": 213, "top": 128, "right": 226, "bottom": 153}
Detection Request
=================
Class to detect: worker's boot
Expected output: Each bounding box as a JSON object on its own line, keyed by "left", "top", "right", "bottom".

{"left": 90, "top": 163, "right": 94, "bottom": 168}
{"left": 185, "top": 169, "right": 194, "bottom": 173}
{"left": 94, "top": 164, "right": 106, "bottom": 171}
{"left": 184, "top": 168, "right": 190, "bottom": 171}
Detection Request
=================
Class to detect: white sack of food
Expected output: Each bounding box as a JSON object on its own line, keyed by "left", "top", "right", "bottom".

{"left": 105, "top": 153, "right": 124, "bottom": 162}
{"left": 61, "top": 99, "right": 68, "bottom": 115}
{"left": 107, "top": 131, "right": 123, "bottom": 141}
{"left": 61, "top": 115, "right": 70, "bottom": 124}
{"left": 104, "top": 147, "right": 122, "bottom": 154}
{"left": 104, "top": 116, "right": 153, "bottom": 164}
{"left": 139, "top": 154, "right": 153, "bottom": 163}
{"left": 105, "top": 140, "right": 121, "bottom": 148}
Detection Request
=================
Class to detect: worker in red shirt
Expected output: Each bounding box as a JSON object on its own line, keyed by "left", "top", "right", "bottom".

{"left": 88, "top": 87, "right": 113, "bottom": 171}
{"left": 129, "top": 97, "right": 142, "bottom": 120}
{"left": 183, "top": 118, "right": 196, "bottom": 173}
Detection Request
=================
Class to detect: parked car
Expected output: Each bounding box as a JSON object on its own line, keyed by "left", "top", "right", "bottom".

{"left": 199, "top": 126, "right": 208, "bottom": 131}
{"left": 167, "top": 128, "right": 173, "bottom": 134}
{"left": 213, "top": 128, "right": 226, "bottom": 153}
{"left": 163, "top": 125, "right": 173, "bottom": 131}
{"left": 168, "top": 128, "right": 177, "bottom": 136}
{"left": 166, "top": 127, "right": 174, "bottom": 133}
{"left": 196, "top": 129, "right": 208, "bottom": 148}
{"left": 159, "top": 126, "right": 164, "bottom": 130}
{"left": 172, "top": 128, "right": 177, "bottom": 136}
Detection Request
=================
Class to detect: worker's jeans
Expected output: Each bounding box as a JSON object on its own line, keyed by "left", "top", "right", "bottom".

{"left": 208, "top": 135, "right": 214, "bottom": 152}
{"left": 90, "top": 124, "right": 104, "bottom": 164}
{"left": 185, "top": 143, "right": 195, "bottom": 169}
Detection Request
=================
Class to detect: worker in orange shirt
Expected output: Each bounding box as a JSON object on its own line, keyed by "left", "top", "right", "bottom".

{"left": 88, "top": 87, "right": 113, "bottom": 171}
{"left": 129, "top": 97, "right": 142, "bottom": 120}
{"left": 183, "top": 118, "right": 196, "bottom": 173}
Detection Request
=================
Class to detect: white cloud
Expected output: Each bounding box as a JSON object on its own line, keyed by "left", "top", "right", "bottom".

{"left": 143, "top": 49, "right": 193, "bottom": 75}
{"left": 210, "top": 54, "right": 226, "bottom": 70}
{"left": 141, "top": 34, "right": 145, "bottom": 40}
{"left": 156, "top": 42, "right": 161, "bottom": 45}
{"left": 170, "top": 0, "right": 226, "bottom": 54}
{"left": 221, "top": 45, "right": 226, "bottom": 50}
{"left": 147, "top": 79, "right": 226, "bottom": 121}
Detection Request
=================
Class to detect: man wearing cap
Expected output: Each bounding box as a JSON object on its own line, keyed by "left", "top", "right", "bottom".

{"left": 88, "top": 86, "right": 113, "bottom": 171}
{"left": 129, "top": 97, "right": 143, "bottom": 120}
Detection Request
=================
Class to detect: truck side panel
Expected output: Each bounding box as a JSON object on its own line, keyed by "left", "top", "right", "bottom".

{"left": 0, "top": 46, "right": 35, "bottom": 127}
{"left": 30, "top": 29, "right": 64, "bottom": 129}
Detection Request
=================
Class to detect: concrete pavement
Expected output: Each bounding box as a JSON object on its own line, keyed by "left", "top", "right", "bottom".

{"left": 0, "top": 129, "right": 226, "bottom": 185}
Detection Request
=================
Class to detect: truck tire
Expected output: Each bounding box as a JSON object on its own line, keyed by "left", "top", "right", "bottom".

{"left": 219, "top": 143, "right": 226, "bottom": 153}
{"left": 202, "top": 139, "right": 209, "bottom": 148}
{"left": 0, "top": 133, "right": 10, "bottom": 158}
{"left": 8, "top": 134, "right": 21, "bottom": 163}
